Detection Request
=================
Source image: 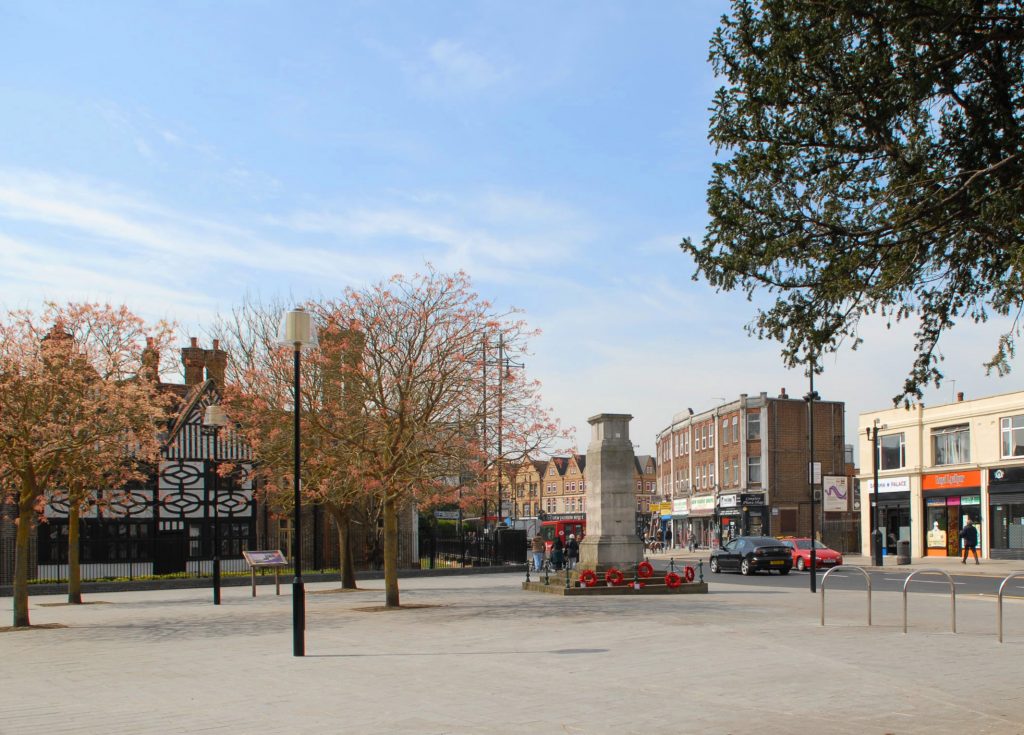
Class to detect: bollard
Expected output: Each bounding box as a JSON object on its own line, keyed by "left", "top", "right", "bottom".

{"left": 697, "top": 559, "right": 704, "bottom": 584}
{"left": 669, "top": 557, "right": 676, "bottom": 573}
{"left": 525, "top": 565, "right": 531, "bottom": 584}
{"left": 565, "top": 567, "right": 571, "bottom": 590}
{"left": 544, "top": 563, "right": 550, "bottom": 586}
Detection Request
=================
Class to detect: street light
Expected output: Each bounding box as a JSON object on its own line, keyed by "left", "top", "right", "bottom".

{"left": 480, "top": 333, "right": 523, "bottom": 535}
{"left": 867, "top": 419, "right": 886, "bottom": 566}
{"left": 202, "top": 403, "right": 228, "bottom": 605}
{"left": 804, "top": 355, "right": 820, "bottom": 594}
{"left": 278, "top": 307, "right": 317, "bottom": 657}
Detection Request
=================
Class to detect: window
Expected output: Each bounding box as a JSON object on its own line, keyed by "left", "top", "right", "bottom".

{"left": 722, "top": 419, "right": 729, "bottom": 444}
{"left": 879, "top": 433, "right": 906, "bottom": 470}
{"left": 685, "top": 430, "right": 689, "bottom": 454}
{"left": 933, "top": 425, "right": 970, "bottom": 465}
{"left": 748, "top": 456, "right": 761, "bottom": 484}
{"left": 709, "top": 463, "right": 715, "bottom": 488}
{"left": 732, "top": 416, "right": 738, "bottom": 443}
{"left": 1001, "top": 415, "right": 1024, "bottom": 457}
{"left": 709, "top": 424, "right": 715, "bottom": 448}
{"left": 724, "top": 462, "right": 731, "bottom": 487}
{"left": 637, "top": 479, "right": 642, "bottom": 491}
{"left": 747, "top": 413, "right": 761, "bottom": 440}
{"left": 702, "top": 426, "right": 707, "bottom": 450}
{"left": 733, "top": 459, "right": 739, "bottom": 487}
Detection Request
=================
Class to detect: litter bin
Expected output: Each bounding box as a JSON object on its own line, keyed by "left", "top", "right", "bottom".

{"left": 896, "top": 539, "right": 911, "bottom": 565}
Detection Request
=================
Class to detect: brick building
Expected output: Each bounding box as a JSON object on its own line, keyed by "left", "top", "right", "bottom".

{"left": 655, "top": 390, "right": 851, "bottom": 549}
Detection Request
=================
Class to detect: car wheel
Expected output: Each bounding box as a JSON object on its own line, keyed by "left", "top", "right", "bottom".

{"left": 797, "top": 557, "right": 806, "bottom": 572}
{"left": 740, "top": 558, "right": 753, "bottom": 576}
{"left": 778, "top": 567, "right": 790, "bottom": 576}
{"left": 710, "top": 557, "right": 720, "bottom": 574}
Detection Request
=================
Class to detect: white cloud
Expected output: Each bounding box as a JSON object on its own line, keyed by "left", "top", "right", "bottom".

{"left": 425, "top": 39, "right": 506, "bottom": 93}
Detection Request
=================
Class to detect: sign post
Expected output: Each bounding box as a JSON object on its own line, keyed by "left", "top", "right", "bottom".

{"left": 242, "top": 550, "right": 289, "bottom": 597}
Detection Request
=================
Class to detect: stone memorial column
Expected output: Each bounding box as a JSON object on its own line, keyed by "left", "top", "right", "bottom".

{"left": 578, "top": 413, "right": 644, "bottom": 572}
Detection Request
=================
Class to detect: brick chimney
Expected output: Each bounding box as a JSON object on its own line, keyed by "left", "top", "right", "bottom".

{"left": 779, "top": 387, "right": 788, "bottom": 398}
{"left": 140, "top": 337, "right": 160, "bottom": 382}
{"left": 205, "top": 339, "right": 228, "bottom": 387}
{"left": 957, "top": 392, "right": 964, "bottom": 402}
{"left": 181, "top": 337, "right": 206, "bottom": 386}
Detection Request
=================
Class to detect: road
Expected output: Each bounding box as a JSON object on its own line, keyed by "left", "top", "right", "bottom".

{"left": 653, "top": 560, "right": 1024, "bottom": 597}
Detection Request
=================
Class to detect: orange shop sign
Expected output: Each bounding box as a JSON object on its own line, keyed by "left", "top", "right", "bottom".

{"left": 922, "top": 470, "right": 981, "bottom": 491}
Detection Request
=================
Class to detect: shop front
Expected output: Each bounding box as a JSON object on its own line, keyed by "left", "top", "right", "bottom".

{"left": 670, "top": 498, "right": 689, "bottom": 549}
{"left": 689, "top": 494, "right": 715, "bottom": 548}
{"left": 866, "top": 476, "right": 910, "bottom": 556}
{"left": 716, "top": 492, "right": 768, "bottom": 544}
{"left": 988, "top": 466, "right": 1024, "bottom": 560}
{"left": 922, "top": 470, "right": 982, "bottom": 557}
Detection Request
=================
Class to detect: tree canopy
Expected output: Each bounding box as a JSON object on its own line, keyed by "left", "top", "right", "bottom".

{"left": 682, "top": 0, "right": 1024, "bottom": 401}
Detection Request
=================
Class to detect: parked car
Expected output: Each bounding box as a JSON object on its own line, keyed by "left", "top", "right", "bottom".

{"left": 709, "top": 536, "right": 792, "bottom": 575}
{"left": 778, "top": 538, "right": 843, "bottom": 571}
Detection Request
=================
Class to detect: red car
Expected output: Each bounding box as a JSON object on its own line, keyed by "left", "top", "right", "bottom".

{"left": 779, "top": 538, "right": 843, "bottom": 571}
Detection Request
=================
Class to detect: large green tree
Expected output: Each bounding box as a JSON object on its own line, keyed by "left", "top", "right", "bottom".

{"left": 682, "top": 0, "right": 1024, "bottom": 400}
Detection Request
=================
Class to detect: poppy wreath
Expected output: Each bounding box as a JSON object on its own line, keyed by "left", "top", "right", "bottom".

{"left": 665, "top": 571, "right": 682, "bottom": 588}
{"left": 636, "top": 561, "right": 654, "bottom": 579}
{"left": 578, "top": 569, "right": 598, "bottom": 588}
{"left": 683, "top": 565, "right": 696, "bottom": 583}
{"left": 605, "top": 567, "right": 625, "bottom": 586}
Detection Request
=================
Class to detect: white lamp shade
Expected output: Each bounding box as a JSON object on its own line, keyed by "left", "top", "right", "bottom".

{"left": 203, "top": 404, "right": 229, "bottom": 428}
{"left": 278, "top": 308, "right": 318, "bottom": 348}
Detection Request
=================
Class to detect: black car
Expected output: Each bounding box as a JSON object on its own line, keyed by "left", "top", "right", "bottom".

{"left": 709, "top": 536, "right": 793, "bottom": 575}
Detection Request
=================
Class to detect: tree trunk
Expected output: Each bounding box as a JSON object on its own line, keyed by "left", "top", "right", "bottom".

{"left": 13, "top": 498, "right": 34, "bottom": 628}
{"left": 325, "top": 503, "right": 357, "bottom": 589}
{"left": 67, "top": 501, "right": 82, "bottom": 604}
{"left": 383, "top": 495, "right": 399, "bottom": 608}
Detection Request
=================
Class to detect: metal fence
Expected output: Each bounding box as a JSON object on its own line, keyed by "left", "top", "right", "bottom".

{"left": 419, "top": 528, "right": 527, "bottom": 570}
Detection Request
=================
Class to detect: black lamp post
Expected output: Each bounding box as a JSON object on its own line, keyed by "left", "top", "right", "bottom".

{"left": 868, "top": 420, "right": 884, "bottom": 566}
{"left": 279, "top": 307, "right": 317, "bottom": 657}
{"left": 804, "top": 357, "right": 820, "bottom": 593}
{"left": 202, "top": 404, "right": 228, "bottom": 605}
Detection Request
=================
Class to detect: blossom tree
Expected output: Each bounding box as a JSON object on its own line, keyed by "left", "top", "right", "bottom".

{"left": 321, "top": 269, "right": 568, "bottom": 608}
{"left": 0, "top": 303, "right": 174, "bottom": 626}
{"left": 212, "top": 296, "right": 370, "bottom": 589}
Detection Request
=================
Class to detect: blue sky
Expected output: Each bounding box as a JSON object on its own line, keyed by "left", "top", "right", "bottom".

{"left": 1, "top": 1, "right": 1019, "bottom": 455}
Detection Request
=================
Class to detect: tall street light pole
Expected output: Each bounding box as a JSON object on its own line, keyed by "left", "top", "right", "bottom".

{"left": 279, "top": 307, "right": 317, "bottom": 657}
{"left": 805, "top": 354, "right": 819, "bottom": 593}
{"left": 868, "top": 419, "right": 884, "bottom": 566}
{"left": 202, "top": 404, "right": 228, "bottom": 605}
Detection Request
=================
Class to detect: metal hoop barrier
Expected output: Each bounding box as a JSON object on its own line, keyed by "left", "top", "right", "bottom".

{"left": 665, "top": 571, "right": 682, "bottom": 588}
{"left": 578, "top": 569, "right": 598, "bottom": 588}
{"left": 683, "top": 566, "right": 695, "bottom": 583}
{"left": 637, "top": 561, "right": 654, "bottom": 579}
{"left": 605, "top": 568, "right": 624, "bottom": 586}
{"left": 997, "top": 572, "right": 1024, "bottom": 643}
{"left": 819, "top": 566, "right": 872, "bottom": 627}
{"left": 902, "top": 568, "right": 956, "bottom": 635}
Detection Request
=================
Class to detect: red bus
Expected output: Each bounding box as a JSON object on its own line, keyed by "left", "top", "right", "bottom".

{"left": 540, "top": 513, "right": 586, "bottom": 551}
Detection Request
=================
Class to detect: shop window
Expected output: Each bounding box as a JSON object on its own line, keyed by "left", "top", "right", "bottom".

{"left": 747, "top": 413, "right": 761, "bottom": 440}
{"left": 932, "top": 425, "right": 970, "bottom": 466}
{"left": 1001, "top": 415, "right": 1024, "bottom": 457}
{"left": 748, "top": 456, "right": 762, "bottom": 484}
{"left": 879, "top": 433, "right": 906, "bottom": 470}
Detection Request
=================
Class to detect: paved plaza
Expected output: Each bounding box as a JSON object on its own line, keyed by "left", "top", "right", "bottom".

{"left": 3, "top": 570, "right": 1024, "bottom": 735}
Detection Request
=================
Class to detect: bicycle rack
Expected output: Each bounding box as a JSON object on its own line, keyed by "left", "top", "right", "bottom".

{"left": 902, "top": 568, "right": 956, "bottom": 634}
{"left": 820, "top": 566, "right": 872, "bottom": 627}
{"left": 997, "top": 572, "right": 1024, "bottom": 643}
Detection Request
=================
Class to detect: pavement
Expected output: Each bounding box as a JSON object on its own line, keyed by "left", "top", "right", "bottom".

{"left": 4, "top": 567, "right": 1024, "bottom": 734}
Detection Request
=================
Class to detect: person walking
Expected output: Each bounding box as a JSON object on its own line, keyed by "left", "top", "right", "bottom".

{"left": 530, "top": 533, "right": 545, "bottom": 571}
{"left": 552, "top": 534, "right": 565, "bottom": 570}
{"left": 565, "top": 534, "right": 580, "bottom": 570}
{"left": 961, "top": 518, "right": 980, "bottom": 564}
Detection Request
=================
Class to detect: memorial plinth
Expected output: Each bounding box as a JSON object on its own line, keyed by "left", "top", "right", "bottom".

{"left": 577, "top": 413, "right": 644, "bottom": 572}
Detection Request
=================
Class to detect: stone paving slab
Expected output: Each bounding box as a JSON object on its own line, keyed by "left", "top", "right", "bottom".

{"left": 3, "top": 572, "right": 1024, "bottom": 734}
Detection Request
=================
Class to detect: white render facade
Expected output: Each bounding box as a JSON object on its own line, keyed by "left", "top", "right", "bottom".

{"left": 859, "top": 389, "right": 1024, "bottom": 561}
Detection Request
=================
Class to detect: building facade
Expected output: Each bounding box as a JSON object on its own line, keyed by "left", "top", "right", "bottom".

{"left": 656, "top": 390, "right": 850, "bottom": 550}
{"left": 859, "top": 390, "right": 1024, "bottom": 561}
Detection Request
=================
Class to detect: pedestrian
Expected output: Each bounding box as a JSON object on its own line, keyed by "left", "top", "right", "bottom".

{"left": 565, "top": 534, "right": 580, "bottom": 570}
{"left": 961, "top": 518, "right": 980, "bottom": 564}
{"left": 530, "top": 532, "right": 545, "bottom": 571}
{"left": 552, "top": 533, "right": 565, "bottom": 570}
